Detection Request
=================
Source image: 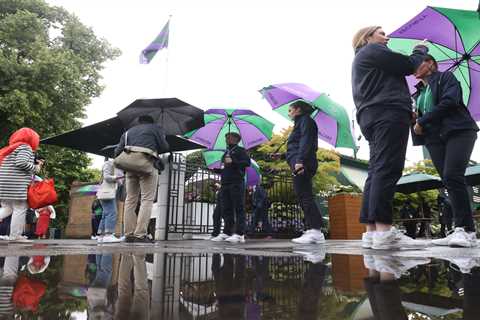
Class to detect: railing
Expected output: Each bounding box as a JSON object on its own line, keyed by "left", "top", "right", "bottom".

{"left": 165, "top": 154, "right": 304, "bottom": 239}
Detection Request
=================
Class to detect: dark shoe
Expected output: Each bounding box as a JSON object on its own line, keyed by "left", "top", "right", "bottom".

{"left": 125, "top": 235, "right": 136, "bottom": 243}
{"left": 133, "top": 236, "right": 154, "bottom": 243}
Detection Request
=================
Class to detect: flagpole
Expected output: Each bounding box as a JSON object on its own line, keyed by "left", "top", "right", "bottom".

{"left": 164, "top": 15, "right": 172, "bottom": 97}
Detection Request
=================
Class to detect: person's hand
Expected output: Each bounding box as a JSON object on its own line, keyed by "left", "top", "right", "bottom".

{"left": 416, "top": 39, "right": 429, "bottom": 47}
{"left": 294, "top": 163, "right": 304, "bottom": 175}
{"left": 414, "top": 122, "right": 423, "bottom": 135}
{"left": 411, "top": 112, "right": 417, "bottom": 124}
{"left": 36, "top": 159, "right": 45, "bottom": 170}
{"left": 224, "top": 156, "right": 232, "bottom": 164}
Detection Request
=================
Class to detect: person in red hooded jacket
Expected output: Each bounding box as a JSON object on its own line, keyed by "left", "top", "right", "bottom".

{"left": 0, "top": 128, "right": 43, "bottom": 241}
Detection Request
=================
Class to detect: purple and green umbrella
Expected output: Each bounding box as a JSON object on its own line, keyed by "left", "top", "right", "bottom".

{"left": 388, "top": 6, "right": 480, "bottom": 121}
{"left": 184, "top": 109, "right": 274, "bottom": 150}
{"left": 260, "top": 83, "right": 356, "bottom": 150}
{"left": 203, "top": 150, "right": 261, "bottom": 187}
{"left": 75, "top": 184, "right": 100, "bottom": 196}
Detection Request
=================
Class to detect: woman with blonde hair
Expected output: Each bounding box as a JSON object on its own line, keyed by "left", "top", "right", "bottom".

{"left": 351, "top": 26, "right": 428, "bottom": 250}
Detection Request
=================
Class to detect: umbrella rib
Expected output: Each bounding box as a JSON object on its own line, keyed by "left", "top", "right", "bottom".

{"left": 231, "top": 116, "right": 269, "bottom": 149}
{"left": 429, "top": 42, "right": 459, "bottom": 62}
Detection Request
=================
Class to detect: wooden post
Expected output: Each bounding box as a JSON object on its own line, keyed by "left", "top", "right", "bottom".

{"left": 328, "top": 193, "right": 363, "bottom": 239}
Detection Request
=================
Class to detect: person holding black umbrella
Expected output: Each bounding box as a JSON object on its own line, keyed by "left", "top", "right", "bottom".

{"left": 114, "top": 115, "right": 169, "bottom": 243}
{"left": 413, "top": 54, "right": 479, "bottom": 247}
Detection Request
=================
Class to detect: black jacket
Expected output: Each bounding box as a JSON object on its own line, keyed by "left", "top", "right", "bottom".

{"left": 114, "top": 123, "right": 169, "bottom": 157}
{"left": 220, "top": 144, "right": 250, "bottom": 185}
{"left": 414, "top": 71, "right": 479, "bottom": 143}
{"left": 286, "top": 114, "right": 318, "bottom": 171}
{"left": 352, "top": 43, "right": 428, "bottom": 120}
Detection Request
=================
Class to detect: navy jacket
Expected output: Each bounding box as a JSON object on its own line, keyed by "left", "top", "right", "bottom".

{"left": 114, "top": 123, "right": 169, "bottom": 157}
{"left": 352, "top": 43, "right": 428, "bottom": 120}
{"left": 414, "top": 71, "right": 478, "bottom": 143}
{"left": 220, "top": 144, "right": 250, "bottom": 185}
{"left": 286, "top": 114, "right": 318, "bottom": 171}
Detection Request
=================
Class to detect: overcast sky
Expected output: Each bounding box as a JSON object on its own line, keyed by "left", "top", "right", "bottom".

{"left": 46, "top": 0, "right": 480, "bottom": 168}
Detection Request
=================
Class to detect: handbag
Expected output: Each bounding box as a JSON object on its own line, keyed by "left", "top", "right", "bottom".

{"left": 114, "top": 131, "right": 154, "bottom": 175}
{"left": 27, "top": 178, "right": 58, "bottom": 209}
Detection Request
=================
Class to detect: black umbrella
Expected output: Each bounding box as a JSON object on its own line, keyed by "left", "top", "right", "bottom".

{"left": 117, "top": 98, "right": 204, "bottom": 135}
{"left": 41, "top": 116, "right": 205, "bottom": 157}
{"left": 396, "top": 173, "right": 443, "bottom": 194}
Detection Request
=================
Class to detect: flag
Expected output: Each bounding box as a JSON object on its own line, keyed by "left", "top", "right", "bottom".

{"left": 140, "top": 20, "right": 169, "bottom": 64}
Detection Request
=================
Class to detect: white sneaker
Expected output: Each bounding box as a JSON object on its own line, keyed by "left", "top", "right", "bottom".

{"left": 374, "top": 256, "right": 430, "bottom": 279}
{"left": 96, "top": 235, "right": 104, "bottom": 243}
{"left": 225, "top": 234, "right": 245, "bottom": 243}
{"left": 362, "top": 232, "right": 374, "bottom": 248}
{"left": 372, "top": 227, "right": 426, "bottom": 250}
{"left": 446, "top": 228, "right": 476, "bottom": 247}
{"left": 91, "top": 235, "right": 97, "bottom": 240}
{"left": 5, "top": 235, "right": 32, "bottom": 243}
{"left": 101, "top": 234, "right": 122, "bottom": 243}
{"left": 211, "top": 233, "right": 230, "bottom": 242}
{"left": 294, "top": 248, "right": 326, "bottom": 263}
{"left": 444, "top": 257, "right": 480, "bottom": 274}
{"left": 291, "top": 229, "right": 325, "bottom": 244}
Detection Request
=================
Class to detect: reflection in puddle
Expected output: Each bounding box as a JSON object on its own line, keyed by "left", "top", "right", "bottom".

{"left": 0, "top": 253, "right": 478, "bottom": 319}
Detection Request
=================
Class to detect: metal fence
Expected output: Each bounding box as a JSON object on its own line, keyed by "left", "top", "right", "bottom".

{"left": 165, "top": 154, "right": 304, "bottom": 239}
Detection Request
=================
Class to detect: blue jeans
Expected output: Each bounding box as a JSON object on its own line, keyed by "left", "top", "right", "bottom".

{"left": 91, "top": 254, "right": 113, "bottom": 288}
{"left": 99, "top": 199, "right": 117, "bottom": 234}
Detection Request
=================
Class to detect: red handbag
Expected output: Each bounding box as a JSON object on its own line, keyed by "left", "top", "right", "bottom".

{"left": 27, "top": 178, "right": 58, "bottom": 209}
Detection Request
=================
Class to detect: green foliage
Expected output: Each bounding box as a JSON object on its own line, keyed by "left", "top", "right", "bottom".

{"left": 0, "top": 0, "right": 120, "bottom": 231}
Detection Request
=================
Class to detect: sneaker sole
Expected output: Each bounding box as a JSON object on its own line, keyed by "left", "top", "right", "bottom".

{"left": 291, "top": 239, "right": 325, "bottom": 244}
{"left": 448, "top": 241, "right": 473, "bottom": 248}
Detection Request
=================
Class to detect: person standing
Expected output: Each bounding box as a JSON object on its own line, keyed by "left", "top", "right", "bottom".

{"left": 219, "top": 132, "right": 251, "bottom": 243}
{"left": 91, "top": 198, "right": 103, "bottom": 240}
{"left": 248, "top": 184, "right": 273, "bottom": 236}
{"left": 413, "top": 54, "right": 479, "bottom": 247}
{"left": 351, "top": 26, "right": 428, "bottom": 250}
{"left": 114, "top": 115, "right": 169, "bottom": 243}
{"left": 96, "top": 157, "right": 122, "bottom": 243}
{"left": 0, "top": 128, "right": 43, "bottom": 241}
{"left": 285, "top": 100, "right": 325, "bottom": 244}
{"left": 210, "top": 183, "right": 228, "bottom": 241}
{"left": 399, "top": 200, "right": 418, "bottom": 239}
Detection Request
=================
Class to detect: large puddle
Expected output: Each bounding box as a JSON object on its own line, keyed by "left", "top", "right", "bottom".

{"left": 0, "top": 252, "right": 477, "bottom": 319}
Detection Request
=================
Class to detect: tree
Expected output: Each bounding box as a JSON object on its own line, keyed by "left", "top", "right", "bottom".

{"left": 0, "top": 0, "right": 120, "bottom": 230}
{"left": 249, "top": 128, "right": 341, "bottom": 193}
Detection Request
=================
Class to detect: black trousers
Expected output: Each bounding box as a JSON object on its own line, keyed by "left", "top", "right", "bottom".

{"left": 298, "top": 262, "right": 327, "bottom": 320}
{"left": 222, "top": 182, "right": 246, "bottom": 236}
{"left": 364, "top": 278, "right": 407, "bottom": 320}
{"left": 212, "top": 191, "right": 224, "bottom": 236}
{"left": 359, "top": 112, "right": 410, "bottom": 224}
{"left": 426, "top": 130, "right": 477, "bottom": 232}
{"left": 463, "top": 269, "right": 480, "bottom": 320}
{"left": 212, "top": 254, "right": 246, "bottom": 320}
{"left": 293, "top": 169, "right": 323, "bottom": 229}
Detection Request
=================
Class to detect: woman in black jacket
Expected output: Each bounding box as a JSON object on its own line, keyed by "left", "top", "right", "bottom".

{"left": 413, "top": 54, "right": 479, "bottom": 248}
{"left": 351, "top": 26, "right": 428, "bottom": 250}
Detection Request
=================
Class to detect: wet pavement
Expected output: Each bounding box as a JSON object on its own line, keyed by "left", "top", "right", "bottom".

{"left": 0, "top": 239, "right": 479, "bottom": 319}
